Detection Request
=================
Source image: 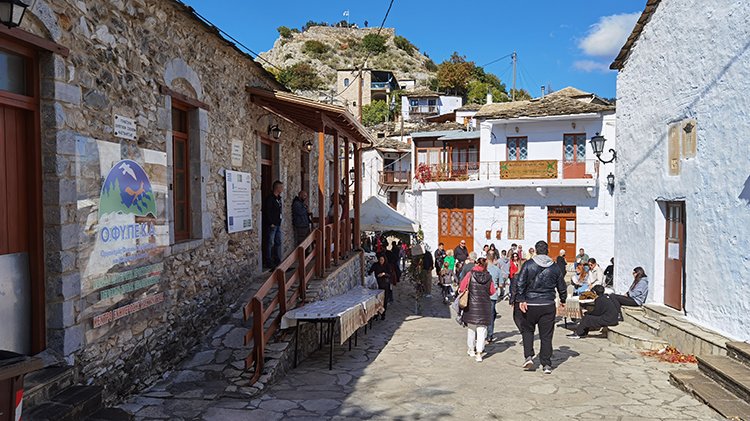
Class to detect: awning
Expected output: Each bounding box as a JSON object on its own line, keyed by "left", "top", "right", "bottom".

{"left": 247, "top": 87, "right": 374, "bottom": 145}
{"left": 351, "top": 196, "right": 419, "bottom": 233}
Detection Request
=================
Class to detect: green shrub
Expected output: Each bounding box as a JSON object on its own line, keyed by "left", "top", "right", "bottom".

{"left": 302, "top": 40, "right": 330, "bottom": 57}
{"left": 277, "top": 63, "right": 323, "bottom": 91}
{"left": 362, "top": 33, "right": 388, "bottom": 54}
{"left": 394, "top": 35, "right": 415, "bottom": 55}
{"left": 361, "top": 100, "right": 391, "bottom": 126}
{"left": 277, "top": 26, "right": 293, "bottom": 39}
{"left": 302, "top": 20, "right": 328, "bottom": 31}
{"left": 424, "top": 59, "right": 438, "bottom": 72}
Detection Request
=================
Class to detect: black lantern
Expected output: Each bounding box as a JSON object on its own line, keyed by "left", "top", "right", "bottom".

{"left": 590, "top": 133, "right": 617, "bottom": 164}
{"left": 268, "top": 124, "right": 281, "bottom": 140}
{"left": 348, "top": 167, "right": 356, "bottom": 186}
{"left": 607, "top": 172, "right": 615, "bottom": 191}
{"left": 303, "top": 140, "right": 313, "bottom": 152}
{"left": 0, "top": 0, "right": 28, "bottom": 28}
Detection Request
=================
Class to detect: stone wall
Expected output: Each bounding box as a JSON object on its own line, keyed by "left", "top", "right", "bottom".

{"left": 13, "top": 0, "right": 340, "bottom": 401}
{"left": 315, "top": 253, "right": 365, "bottom": 301}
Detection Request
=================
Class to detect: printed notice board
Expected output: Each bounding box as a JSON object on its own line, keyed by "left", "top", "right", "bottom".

{"left": 225, "top": 170, "right": 252, "bottom": 233}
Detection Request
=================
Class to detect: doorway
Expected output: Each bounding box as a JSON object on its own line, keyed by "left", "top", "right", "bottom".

{"left": 547, "top": 206, "right": 576, "bottom": 261}
{"left": 562, "top": 134, "right": 587, "bottom": 179}
{"left": 260, "top": 137, "right": 276, "bottom": 266}
{"left": 387, "top": 191, "right": 398, "bottom": 210}
{"left": 0, "top": 39, "right": 43, "bottom": 354}
{"left": 438, "top": 194, "right": 474, "bottom": 251}
{"left": 664, "top": 202, "right": 686, "bottom": 310}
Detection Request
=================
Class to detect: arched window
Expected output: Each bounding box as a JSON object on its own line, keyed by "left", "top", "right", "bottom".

{"left": 344, "top": 78, "right": 350, "bottom": 87}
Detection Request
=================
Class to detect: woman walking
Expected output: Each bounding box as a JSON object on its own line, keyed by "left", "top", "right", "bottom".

{"left": 368, "top": 254, "right": 393, "bottom": 319}
{"left": 458, "top": 258, "right": 495, "bottom": 362}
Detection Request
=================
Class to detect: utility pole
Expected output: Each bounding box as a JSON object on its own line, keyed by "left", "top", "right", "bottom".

{"left": 511, "top": 51, "right": 517, "bottom": 102}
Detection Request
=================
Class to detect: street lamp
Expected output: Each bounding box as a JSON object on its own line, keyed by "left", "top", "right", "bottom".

{"left": 0, "top": 0, "right": 28, "bottom": 28}
{"left": 607, "top": 172, "right": 615, "bottom": 191}
{"left": 348, "top": 167, "right": 356, "bottom": 187}
{"left": 267, "top": 124, "right": 281, "bottom": 140}
{"left": 590, "top": 133, "right": 617, "bottom": 164}
{"left": 303, "top": 140, "right": 313, "bottom": 152}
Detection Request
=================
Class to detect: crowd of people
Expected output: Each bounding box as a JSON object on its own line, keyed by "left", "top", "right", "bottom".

{"left": 429, "top": 240, "right": 650, "bottom": 373}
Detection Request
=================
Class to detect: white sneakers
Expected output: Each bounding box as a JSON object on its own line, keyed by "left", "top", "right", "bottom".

{"left": 467, "top": 349, "right": 476, "bottom": 357}
{"left": 467, "top": 349, "right": 483, "bottom": 362}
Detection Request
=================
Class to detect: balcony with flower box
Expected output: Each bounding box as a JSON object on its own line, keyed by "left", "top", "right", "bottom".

{"left": 412, "top": 159, "right": 600, "bottom": 196}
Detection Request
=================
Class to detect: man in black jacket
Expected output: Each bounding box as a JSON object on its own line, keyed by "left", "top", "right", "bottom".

{"left": 454, "top": 240, "right": 469, "bottom": 270}
{"left": 434, "top": 243, "right": 446, "bottom": 277}
{"left": 291, "top": 190, "right": 311, "bottom": 246}
{"left": 568, "top": 285, "right": 621, "bottom": 338}
{"left": 262, "top": 180, "right": 284, "bottom": 269}
{"left": 515, "top": 240, "right": 567, "bottom": 374}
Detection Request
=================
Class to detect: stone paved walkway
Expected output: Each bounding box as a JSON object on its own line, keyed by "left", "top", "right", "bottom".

{"left": 121, "top": 282, "right": 723, "bottom": 420}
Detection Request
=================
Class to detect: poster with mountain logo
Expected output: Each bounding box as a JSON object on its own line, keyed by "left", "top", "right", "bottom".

{"left": 99, "top": 159, "right": 157, "bottom": 217}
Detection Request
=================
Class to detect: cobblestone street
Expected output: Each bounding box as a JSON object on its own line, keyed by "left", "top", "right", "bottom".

{"left": 122, "top": 282, "right": 722, "bottom": 420}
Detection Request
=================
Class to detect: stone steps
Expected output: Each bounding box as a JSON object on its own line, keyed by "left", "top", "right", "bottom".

{"left": 25, "top": 385, "right": 105, "bottom": 421}
{"left": 23, "top": 365, "right": 77, "bottom": 409}
{"left": 604, "top": 323, "right": 669, "bottom": 350}
{"left": 621, "top": 307, "right": 660, "bottom": 336}
{"left": 670, "top": 370, "right": 750, "bottom": 420}
{"left": 698, "top": 355, "right": 750, "bottom": 403}
{"left": 643, "top": 303, "right": 684, "bottom": 321}
{"left": 728, "top": 342, "right": 750, "bottom": 368}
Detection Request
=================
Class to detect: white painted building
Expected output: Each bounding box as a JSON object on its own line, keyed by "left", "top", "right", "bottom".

{"left": 361, "top": 139, "right": 411, "bottom": 213}
{"left": 407, "top": 88, "right": 616, "bottom": 264}
{"left": 455, "top": 104, "right": 482, "bottom": 130}
{"left": 401, "top": 88, "right": 463, "bottom": 122}
{"left": 610, "top": 0, "right": 750, "bottom": 340}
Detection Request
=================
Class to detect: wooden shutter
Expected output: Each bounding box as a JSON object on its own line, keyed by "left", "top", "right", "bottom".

{"left": 508, "top": 205, "right": 524, "bottom": 240}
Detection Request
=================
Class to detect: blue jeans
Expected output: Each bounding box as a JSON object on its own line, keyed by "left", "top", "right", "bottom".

{"left": 265, "top": 225, "right": 283, "bottom": 267}
{"left": 488, "top": 299, "right": 498, "bottom": 339}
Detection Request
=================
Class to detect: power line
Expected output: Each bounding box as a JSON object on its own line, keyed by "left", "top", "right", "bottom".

{"left": 334, "top": 0, "right": 397, "bottom": 98}
{"left": 481, "top": 53, "right": 513, "bottom": 68}
{"left": 188, "top": 8, "right": 284, "bottom": 72}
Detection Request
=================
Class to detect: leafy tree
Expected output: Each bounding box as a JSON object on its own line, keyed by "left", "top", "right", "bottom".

{"left": 277, "top": 63, "right": 323, "bottom": 91}
{"left": 467, "top": 80, "right": 509, "bottom": 104}
{"left": 394, "top": 35, "right": 416, "bottom": 55}
{"left": 361, "top": 100, "right": 390, "bottom": 126}
{"left": 302, "top": 40, "right": 330, "bottom": 57}
{"left": 361, "top": 34, "right": 388, "bottom": 54}
{"left": 436, "top": 52, "right": 474, "bottom": 96}
{"left": 509, "top": 88, "right": 532, "bottom": 101}
{"left": 277, "top": 26, "right": 294, "bottom": 39}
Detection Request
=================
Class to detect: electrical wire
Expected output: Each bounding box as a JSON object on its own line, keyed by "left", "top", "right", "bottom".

{"left": 481, "top": 53, "right": 513, "bottom": 68}
{"left": 334, "top": 0, "right": 397, "bottom": 98}
{"left": 188, "top": 7, "right": 285, "bottom": 72}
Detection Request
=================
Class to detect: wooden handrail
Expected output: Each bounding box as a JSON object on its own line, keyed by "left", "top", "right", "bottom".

{"left": 242, "top": 223, "right": 356, "bottom": 385}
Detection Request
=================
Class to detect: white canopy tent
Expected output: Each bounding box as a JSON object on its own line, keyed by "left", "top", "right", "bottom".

{"left": 352, "top": 196, "right": 419, "bottom": 233}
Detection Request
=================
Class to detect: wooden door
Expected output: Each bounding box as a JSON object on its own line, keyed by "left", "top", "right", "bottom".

{"left": 563, "top": 134, "right": 587, "bottom": 179}
{"left": 548, "top": 206, "right": 576, "bottom": 260}
{"left": 387, "top": 191, "right": 398, "bottom": 210}
{"left": 438, "top": 194, "right": 474, "bottom": 251}
{"left": 664, "top": 202, "right": 685, "bottom": 310}
{"left": 0, "top": 39, "right": 44, "bottom": 354}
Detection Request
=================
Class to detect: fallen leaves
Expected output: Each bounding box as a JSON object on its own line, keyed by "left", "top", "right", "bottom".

{"left": 641, "top": 346, "right": 698, "bottom": 364}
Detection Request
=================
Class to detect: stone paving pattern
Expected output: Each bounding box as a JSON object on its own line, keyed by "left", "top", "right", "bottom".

{"left": 121, "top": 283, "right": 723, "bottom": 420}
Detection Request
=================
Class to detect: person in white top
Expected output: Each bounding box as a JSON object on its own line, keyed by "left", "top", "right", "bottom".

{"left": 587, "top": 258, "right": 605, "bottom": 288}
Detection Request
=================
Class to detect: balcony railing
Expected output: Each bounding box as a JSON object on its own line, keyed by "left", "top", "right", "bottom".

{"left": 409, "top": 105, "right": 438, "bottom": 114}
{"left": 414, "top": 159, "right": 599, "bottom": 183}
{"left": 371, "top": 82, "right": 391, "bottom": 90}
{"left": 379, "top": 170, "right": 411, "bottom": 185}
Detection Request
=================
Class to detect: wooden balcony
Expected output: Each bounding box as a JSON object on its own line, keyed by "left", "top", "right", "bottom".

{"left": 414, "top": 160, "right": 599, "bottom": 183}
{"left": 379, "top": 170, "right": 411, "bottom": 186}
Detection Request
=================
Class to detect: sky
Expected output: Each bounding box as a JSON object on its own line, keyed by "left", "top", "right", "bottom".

{"left": 182, "top": 0, "right": 646, "bottom": 98}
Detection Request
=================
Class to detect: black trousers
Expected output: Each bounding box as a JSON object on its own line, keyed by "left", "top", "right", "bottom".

{"left": 575, "top": 315, "right": 610, "bottom": 336}
{"left": 613, "top": 294, "right": 639, "bottom": 307}
{"left": 512, "top": 303, "right": 524, "bottom": 331}
{"left": 519, "top": 304, "right": 556, "bottom": 366}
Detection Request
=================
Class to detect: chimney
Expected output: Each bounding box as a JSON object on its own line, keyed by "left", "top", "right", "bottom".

{"left": 541, "top": 85, "right": 546, "bottom": 98}
{"left": 486, "top": 90, "right": 493, "bottom": 105}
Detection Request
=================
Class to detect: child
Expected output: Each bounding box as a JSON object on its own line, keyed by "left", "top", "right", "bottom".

{"left": 439, "top": 261, "right": 457, "bottom": 304}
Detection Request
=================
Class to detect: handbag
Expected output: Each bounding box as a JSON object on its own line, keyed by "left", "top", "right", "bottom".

{"left": 458, "top": 279, "right": 470, "bottom": 309}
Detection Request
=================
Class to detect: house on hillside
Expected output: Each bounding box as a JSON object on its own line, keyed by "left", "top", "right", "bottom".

{"left": 611, "top": 0, "right": 750, "bottom": 342}
{"left": 336, "top": 68, "right": 400, "bottom": 118}
{"left": 401, "top": 88, "right": 463, "bottom": 122}
{"left": 455, "top": 103, "right": 482, "bottom": 130}
{"left": 362, "top": 138, "right": 412, "bottom": 211}
{"left": 408, "top": 88, "right": 616, "bottom": 263}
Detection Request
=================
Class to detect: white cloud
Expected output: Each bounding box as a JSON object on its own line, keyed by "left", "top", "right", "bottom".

{"left": 573, "top": 60, "right": 612, "bottom": 73}
{"left": 579, "top": 12, "right": 640, "bottom": 58}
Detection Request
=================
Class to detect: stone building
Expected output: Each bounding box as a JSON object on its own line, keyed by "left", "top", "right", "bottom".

{"left": 610, "top": 0, "right": 750, "bottom": 341}
{"left": 0, "top": 0, "right": 370, "bottom": 404}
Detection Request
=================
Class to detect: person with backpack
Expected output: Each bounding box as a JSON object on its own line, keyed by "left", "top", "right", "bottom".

{"left": 514, "top": 240, "right": 567, "bottom": 374}
{"left": 457, "top": 258, "right": 495, "bottom": 362}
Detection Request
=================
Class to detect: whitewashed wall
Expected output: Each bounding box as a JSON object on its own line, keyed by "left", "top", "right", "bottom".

{"left": 615, "top": 0, "right": 750, "bottom": 340}
{"left": 439, "top": 96, "right": 463, "bottom": 115}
